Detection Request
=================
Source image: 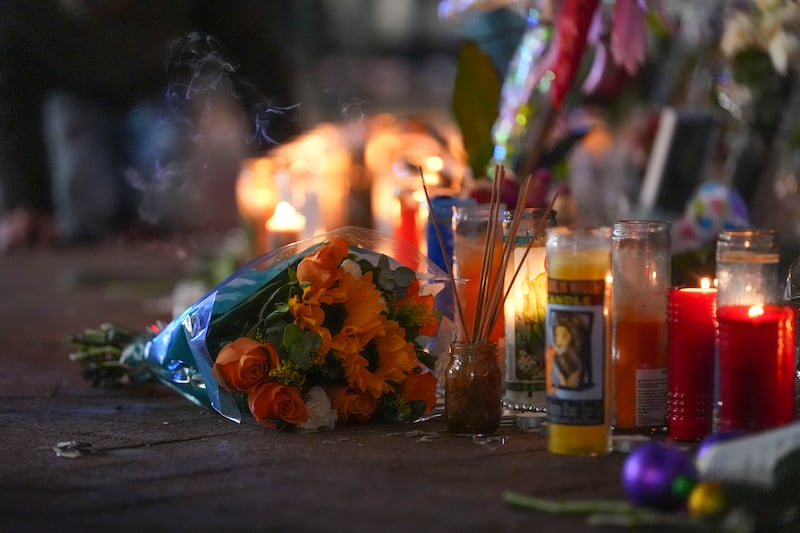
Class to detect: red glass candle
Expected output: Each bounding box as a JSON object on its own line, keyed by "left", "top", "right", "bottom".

{"left": 667, "top": 286, "right": 717, "bottom": 441}
{"left": 716, "top": 304, "right": 796, "bottom": 432}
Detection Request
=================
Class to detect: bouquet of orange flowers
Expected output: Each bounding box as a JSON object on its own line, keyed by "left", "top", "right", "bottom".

{"left": 70, "top": 227, "right": 449, "bottom": 430}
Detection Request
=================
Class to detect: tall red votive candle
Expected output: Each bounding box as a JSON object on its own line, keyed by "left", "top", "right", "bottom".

{"left": 667, "top": 285, "right": 717, "bottom": 441}
{"left": 716, "top": 304, "right": 796, "bottom": 432}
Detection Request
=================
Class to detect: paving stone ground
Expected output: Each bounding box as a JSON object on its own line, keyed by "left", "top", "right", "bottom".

{"left": 0, "top": 234, "right": 656, "bottom": 533}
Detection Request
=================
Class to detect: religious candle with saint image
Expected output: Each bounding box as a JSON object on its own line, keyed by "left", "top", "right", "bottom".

{"left": 545, "top": 226, "right": 612, "bottom": 456}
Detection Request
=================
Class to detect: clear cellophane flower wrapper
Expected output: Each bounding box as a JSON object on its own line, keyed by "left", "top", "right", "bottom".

{"left": 79, "top": 227, "right": 453, "bottom": 430}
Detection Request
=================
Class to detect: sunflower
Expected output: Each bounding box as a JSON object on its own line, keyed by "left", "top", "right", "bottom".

{"left": 372, "top": 318, "right": 419, "bottom": 384}
{"left": 338, "top": 315, "right": 418, "bottom": 398}
{"left": 327, "top": 273, "right": 405, "bottom": 392}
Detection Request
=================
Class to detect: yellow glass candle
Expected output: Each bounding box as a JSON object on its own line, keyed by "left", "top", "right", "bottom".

{"left": 545, "top": 227, "right": 612, "bottom": 455}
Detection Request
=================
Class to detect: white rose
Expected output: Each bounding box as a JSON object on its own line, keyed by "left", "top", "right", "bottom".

{"left": 297, "top": 386, "right": 338, "bottom": 430}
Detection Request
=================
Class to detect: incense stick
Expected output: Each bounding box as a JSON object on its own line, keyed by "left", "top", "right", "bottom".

{"left": 483, "top": 184, "right": 562, "bottom": 337}
{"left": 421, "top": 102, "right": 559, "bottom": 345}
{"left": 473, "top": 165, "right": 505, "bottom": 342}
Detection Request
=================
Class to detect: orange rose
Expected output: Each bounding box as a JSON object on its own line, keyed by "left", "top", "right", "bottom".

{"left": 212, "top": 337, "right": 279, "bottom": 392}
{"left": 401, "top": 368, "right": 438, "bottom": 414}
{"left": 326, "top": 385, "right": 378, "bottom": 423}
{"left": 296, "top": 236, "right": 350, "bottom": 289}
{"left": 248, "top": 381, "right": 309, "bottom": 428}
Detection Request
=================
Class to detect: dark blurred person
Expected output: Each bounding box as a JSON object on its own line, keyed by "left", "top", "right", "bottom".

{"left": 0, "top": 0, "right": 298, "bottom": 250}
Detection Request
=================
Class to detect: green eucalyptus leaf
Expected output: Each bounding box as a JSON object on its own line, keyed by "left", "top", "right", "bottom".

{"left": 301, "top": 330, "right": 322, "bottom": 353}
{"left": 290, "top": 344, "right": 313, "bottom": 370}
{"left": 283, "top": 323, "right": 303, "bottom": 347}
{"left": 378, "top": 268, "right": 396, "bottom": 291}
{"left": 393, "top": 267, "right": 416, "bottom": 288}
{"left": 452, "top": 40, "right": 501, "bottom": 179}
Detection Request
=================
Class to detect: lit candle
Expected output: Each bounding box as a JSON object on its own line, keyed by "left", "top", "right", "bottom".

{"left": 715, "top": 303, "right": 796, "bottom": 432}
{"left": 267, "top": 201, "right": 306, "bottom": 250}
{"left": 667, "top": 278, "right": 717, "bottom": 441}
{"left": 236, "top": 158, "right": 278, "bottom": 255}
{"left": 714, "top": 228, "right": 793, "bottom": 432}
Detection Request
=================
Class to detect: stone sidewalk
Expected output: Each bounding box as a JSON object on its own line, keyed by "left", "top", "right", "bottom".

{"left": 0, "top": 235, "right": 652, "bottom": 533}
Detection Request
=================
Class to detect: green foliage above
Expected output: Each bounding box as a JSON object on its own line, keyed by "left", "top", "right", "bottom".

{"left": 452, "top": 41, "right": 501, "bottom": 179}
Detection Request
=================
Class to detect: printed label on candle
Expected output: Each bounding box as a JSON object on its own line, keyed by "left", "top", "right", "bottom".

{"left": 635, "top": 368, "right": 668, "bottom": 427}
{"left": 505, "top": 249, "right": 547, "bottom": 395}
{"left": 545, "top": 278, "right": 606, "bottom": 425}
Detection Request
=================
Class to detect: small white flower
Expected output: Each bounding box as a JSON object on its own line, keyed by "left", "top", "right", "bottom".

{"left": 297, "top": 386, "right": 338, "bottom": 430}
{"left": 341, "top": 258, "right": 362, "bottom": 279}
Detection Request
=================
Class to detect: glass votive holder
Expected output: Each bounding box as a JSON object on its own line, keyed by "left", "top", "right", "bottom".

{"left": 716, "top": 229, "right": 781, "bottom": 308}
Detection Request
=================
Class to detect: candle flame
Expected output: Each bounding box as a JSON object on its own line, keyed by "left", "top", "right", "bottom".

{"left": 747, "top": 305, "right": 765, "bottom": 318}
{"left": 425, "top": 155, "right": 444, "bottom": 172}
{"left": 700, "top": 278, "right": 711, "bottom": 290}
{"left": 268, "top": 201, "right": 306, "bottom": 232}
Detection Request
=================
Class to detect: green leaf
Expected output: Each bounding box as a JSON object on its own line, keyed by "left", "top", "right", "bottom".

{"left": 452, "top": 41, "right": 501, "bottom": 179}
{"left": 393, "top": 266, "right": 416, "bottom": 288}
{"left": 283, "top": 323, "right": 303, "bottom": 346}
{"left": 301, "top": 330, "right": 322, "bottom": 353}
{"left": 283, "top": 324, "right": 322, "bottom": 371}
{"left": 503, "top": 491, "right": 634, "bottom": 515}
{"left": 289, "top": 344, "right": 312, "bottom": 370}
{"left": 731, "top": 49, "right": 775, "bottom": 88}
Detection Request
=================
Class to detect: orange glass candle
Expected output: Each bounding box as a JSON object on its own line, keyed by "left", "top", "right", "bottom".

{"left": 452, "top": 204, "right": 505, "bottom": 342}
{"left": 612, "top": 317, "right": 668, "bottom": 428}
{"left": 611, "top": 221, "right": 671, "bottom": 433}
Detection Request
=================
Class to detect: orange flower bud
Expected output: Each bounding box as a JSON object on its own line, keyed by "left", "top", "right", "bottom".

{"left": 248, "top": 381, "right": 309, "bottom": 427}
{"left": 212, "top": 337, "right": 279, "bottom": 392}
{"left": 326, "top": 385, "right": 378, "bottom": 423}
{"left": 296, "top": 237, "right": 350, "bottom": 289}
{"left": 401, "top": 369, "right": 438, "bottom": 414}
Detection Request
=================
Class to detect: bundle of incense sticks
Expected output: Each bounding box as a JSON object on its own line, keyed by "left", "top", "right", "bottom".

{"left": 422, "top": 101, "right": 560, "bottom": 343}
{"left": 422, "top": 165, "right": 560, "bottom": 344}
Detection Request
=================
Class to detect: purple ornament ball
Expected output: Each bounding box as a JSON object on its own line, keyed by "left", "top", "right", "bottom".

{"left": 622, "top": 441, "right": 697, "bottom": 511}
